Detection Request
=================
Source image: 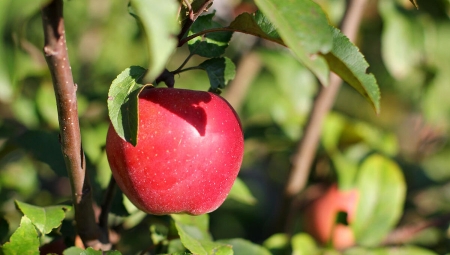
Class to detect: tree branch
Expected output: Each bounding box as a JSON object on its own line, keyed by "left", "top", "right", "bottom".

{"left": 177, "top": 0, "right": 214, "bottom": 44}
{"left": 41, "top": 0, "right": 110, "bottom": 249}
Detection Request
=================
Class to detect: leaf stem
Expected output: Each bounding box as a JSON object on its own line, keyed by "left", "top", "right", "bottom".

{"left": 172, "top": 66, "right": 204, "bottom": 75}
{"left": 178, "top": 27, "right": 235, "bottom": 47}
{"left": 177, "top": 0, "right": 214, "bottom": 44}
{"left": 173, "top": 53, "right": 195, "bottom": 73}
{"left": 41, "top": 0, "right": 110, "bottom": 249}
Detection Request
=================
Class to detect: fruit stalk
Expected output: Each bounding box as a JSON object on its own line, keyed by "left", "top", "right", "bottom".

{"left": 41, "top": 0, "right": 109, "bottom": 249}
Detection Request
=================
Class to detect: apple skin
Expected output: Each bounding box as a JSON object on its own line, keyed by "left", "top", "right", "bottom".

{"left": 304, "top": 184, "right": 359, "bottom": 249}
{"left": 106, "top": 88, "right": 244, "bottom": 215}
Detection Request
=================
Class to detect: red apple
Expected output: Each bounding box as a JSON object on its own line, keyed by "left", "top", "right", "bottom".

{"left": 304, "top": 184, "right": 359, "bottom": 249}
{"left": 106, "top": 88, "right": 244, "bottom": 215}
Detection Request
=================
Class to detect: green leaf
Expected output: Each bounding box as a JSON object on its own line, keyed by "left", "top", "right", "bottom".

{"left": 129, "top": 0, "right": 179, "bottom": 82}
{"left": 322, "top": 27, "right": 381, "bottom": 114}
{"left": 218, "top": 238, "right": 270, "bottom": 255}
{"left": 188, "top": 12, "right": 233, "bottom": 58}
{"left": 344, "top": 246, "right": 438, "bottom": 255}
{"left": 351, "top": 154, "right": 406, "bottom": 246}
{"left": 63, "top": 247, "right": 122, "bottom": 255}
{"left": 1, "top": 216, "right": 39, "bottom": 255}
{"left": 199, "top": 57, "right": 236, "bottom": 92}
{"left": 171, "top": 214, "right": 233, "bottom": 255}
{"left": 228, "top": 11, "right": 283, "bottom": 46}
{"left": 15, "top": 200, "right": 71, "bottom": 235}
{"left": 254, "top": 0, "right": 333, "bottom": 85}
{"left": 291, "top": 233, "right": 319, "bottom": 255}
{"left": 107, "top": 66, "right": 149, "bottom": 146}
{"left": 226, "top": 178, "right": 257, "bottom": 205}
{"left": 262, "top": 233, "right": 289, "bottom": 253}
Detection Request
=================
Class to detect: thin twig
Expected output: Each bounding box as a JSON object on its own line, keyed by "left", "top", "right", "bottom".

{"left": 177, "top": 0, "right": 214, "bottom": 43}
{"left": 383, "top": 213, "right": 450, "bottom": 245}
{"left": 41, "top": 0, "right": 110, "bottom": 249}
{"left": 178, "top": 27, "right": 235, "bottom": 47}
{"left": 280, "top": 0, "right": 370, "bottom": 234}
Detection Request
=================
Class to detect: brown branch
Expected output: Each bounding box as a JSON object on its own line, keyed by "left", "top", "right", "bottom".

{"left": 41, "top": 0, "right": 110, "bottom": 249}
{"left": 280, "top": 0, "right": 369, "bottom": 233}
{"left": 177, "top": 0, "right": 214, "bottom": 44}
{"left": 223, "top": 52, "right": 262, "bottom": 112}
{"left": 383, "top": 213, "right": 450, "bottom": 245}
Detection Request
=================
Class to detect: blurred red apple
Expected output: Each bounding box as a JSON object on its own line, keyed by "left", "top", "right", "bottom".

{"left": 106, "top": 88, "right": 244, "bottom": 215}
{"left": 304, "top": 184, "right": 359, "bottom": 249}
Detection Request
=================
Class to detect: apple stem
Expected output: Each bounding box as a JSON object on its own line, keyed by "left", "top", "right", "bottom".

{"left": 278, "top": 0, "right": 369, "bottom": 235}
{"left": 41, "top": 0, "right": 110, "bottom": 249}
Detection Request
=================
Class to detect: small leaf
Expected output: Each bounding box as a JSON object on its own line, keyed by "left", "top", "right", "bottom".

{"left": 254, "top": 0, "right": 333, "bottom": 85}
{"left": 188, "top": 12, "right": 233, "bottom": 58}
{"left": 171, "top": 214, "right": 233, "bottom": 255}
{"left": 199, "top": 57, "right": 236, "bottom": 92}
{"left": 15, "top": 200, "right": 71, "bottom": 235}
{"left": 129, "top": 0, "right": 180, "bottom": 82}
{"left": 322, "top": 27, "right": 381, "bottom": 114}
{"left": 263, "top": 233, "right": 289, "bottom": 252}
{"left": 107, "top": 66, "right": 149, "bottom": 146}
{"left": 227, "top": 178, "right": 257, "bottom": 205}
{"left": 352, "top": 154, "right": 406, "bottom": 246}
{"left": 228, "top": 11, "right": 283, "bottom": 45}
{"left": 218, "top": 238, "right": 271, "bottom": 255}
{"left": 291, "top": 233, "right": 319, "bottom": 255}
{"left": 1, "top": 216, "right": 39, "bottom": 255}
{"left": 63, "top": 247, "right": 122, "bottom": 255}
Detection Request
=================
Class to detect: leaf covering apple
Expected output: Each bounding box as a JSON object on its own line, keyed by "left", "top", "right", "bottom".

{"left": 106, "top": 88, "right": 244, "bottom": 215}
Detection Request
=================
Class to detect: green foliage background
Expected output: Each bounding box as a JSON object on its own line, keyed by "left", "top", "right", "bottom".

{"left": 1, "top": 0, "right": 450, "bottom": 254}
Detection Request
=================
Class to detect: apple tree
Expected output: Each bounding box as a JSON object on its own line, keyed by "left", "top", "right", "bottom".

{"left": 1, "top": 0, "right": 450, "bottom": 254}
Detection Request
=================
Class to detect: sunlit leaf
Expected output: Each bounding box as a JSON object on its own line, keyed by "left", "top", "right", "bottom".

{"left": 63, "top": 247, "right": 122, "bottom": 255}
{"left": 227, "top": 178, "right": 257, "bottom": 205}
{"left": 171, "top": 214, "right": 233, "bottom": 255}
{"left": 291, "top": 233, "right": 319, "bottom": 255}
{"left": 218, "top": 238, "right": 271, "bottom": 255}
{"left": 129, "top": 0, "right": 180, "bottom": 82}
{"left": 352, "top": 154, "right": 406, "bottom": 246}
{"left": 1, "top": 216, "right": 39, "bottom": 255}
{"left": 254, "top": 0, "right": 333, "bottom": 85}
{"left": 188, "top": 12, "right": 233, "bottom": 58}
{"left": 107, "top": 66, "right": 149, "bottom": 146}
{"left": 322, "top": 27, "right": 381, "bottom": 114}
{"left": 15, "top": 200, "right": 71, "bottom": 235}
{"left": 228, "top": 11, "right": 283, "bottom": 45}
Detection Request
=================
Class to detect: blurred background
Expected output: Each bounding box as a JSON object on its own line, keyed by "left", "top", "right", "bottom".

{"left": 1, "top": 0, "right": 450, "bottom": 253}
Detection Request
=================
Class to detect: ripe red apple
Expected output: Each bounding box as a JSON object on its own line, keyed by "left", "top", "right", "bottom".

{"left": 106, "top": 88, "right": 244, "bottom": 215}
{"left": 304, "top": 184, "right": 359, "bottom": 249}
